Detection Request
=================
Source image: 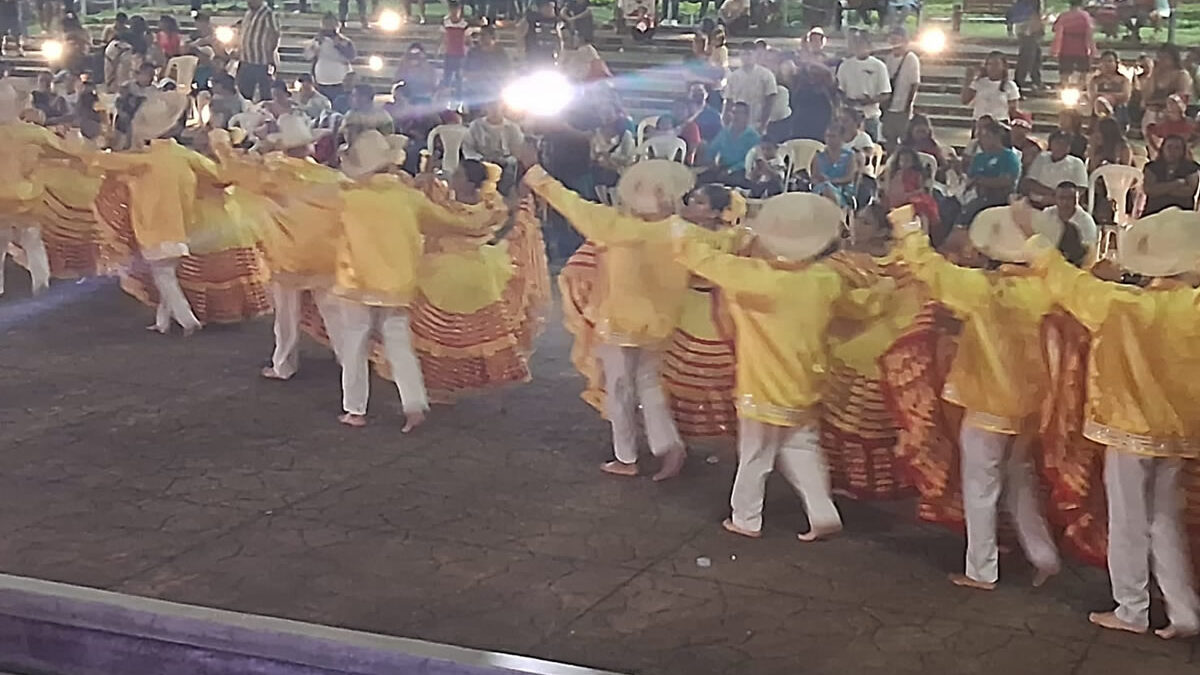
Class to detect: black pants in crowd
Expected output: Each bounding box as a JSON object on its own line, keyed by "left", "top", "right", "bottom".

{"left": 339, "top": 0, "right": 368, "bottom": 25}
{"left": 235, "top": 62, "right": 273, "bottom": 102}
{"left": 1016, "top": 36, "right": 1042, "bottom": 88}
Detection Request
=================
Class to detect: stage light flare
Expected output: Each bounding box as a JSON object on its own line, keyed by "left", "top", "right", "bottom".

{"left": 1060, "top": 87, "right": 1081, "bottom": 107}
{"left": 502, "top": 70, "right": 574, "bottom": 117}
{"left": 368, "top": 55, "right": 384, "bottom": 71}
{"left": 918, "top": 28, "right": 946, "bottom": 54}
{"left": 215, "top": 26, "right": 236, "bottom": 45}
{"left": 378, "top": 9, "right": 403, "bottom": 31}
{"left": 41, "top": 39, "right": 63, "bottom": 62}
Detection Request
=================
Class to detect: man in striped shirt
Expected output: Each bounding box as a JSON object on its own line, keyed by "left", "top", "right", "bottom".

{"left": 236, "top": 0, "right": 280, "bottom": 101}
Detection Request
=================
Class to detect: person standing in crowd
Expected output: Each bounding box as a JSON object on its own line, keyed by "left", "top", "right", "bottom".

{"left": 1014, "top": 0, "right": 1044, "bottom": 91}
{"left": 1090, "top": 51, "right": 1132, "bottom": 130}
{"left": 101, "top": 12, "right": 128, "bottom": 44}
{"left": 338, "top": 0, "right": 368, "bottom": 29}
{"left": 958, "top": 122, "right": 1021, "bottom": 225}
{"left": 463, "top": 25, "right": 511, "bottom": 107}
{"left": 295, "top": 73, "right": 332, "bottom": 122}
{"left": 304, "top": 13, "right": 355, "bottom": 103}
{"left": 1142, "top": 135, "right": 1200, "bottom": 216}
{"left": 786, "top": 44, "right": 836, "bottom": 142}
{"left": 1051, "top": 0, "right": 1094, "bottom": 85}
{"left": 699, "top": 101, "right": 760, "bottom": 184}
{"left": 237, "top": 0, "right": 280, "bottom": 102}
{"left": 724, "top": 46, "right": 776, "bottom": 135}
{"left": 520, "top": 0, "right": 561, "bottom": 69}
{"left": 440, "top": 1, "right": 469, "bottom": 96}
{"left": 962, "top": 51, "right": 1020, "bottom": 123}
{"left": 561, "top": 0, "right": 593, "bottom": 45}
{"left": 836, "top": 31, "right": 891, "bottom": 143}
{"left": 882, "top": 26, "right": 920, "bottom": 151}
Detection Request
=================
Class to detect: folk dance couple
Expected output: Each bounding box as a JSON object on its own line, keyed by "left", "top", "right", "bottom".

{"left": 245, "top": 118, "right": 549, "bottom": 431}
{"left": 532, "top": 159, "right": 865, "bottom": 539}
{"left": 891, "top": 201, "right": 1200, "bottom": 638}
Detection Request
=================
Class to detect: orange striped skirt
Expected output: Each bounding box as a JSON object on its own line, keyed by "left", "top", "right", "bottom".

{"left": 822, "top": 357, "right": 913, "bottom": 500}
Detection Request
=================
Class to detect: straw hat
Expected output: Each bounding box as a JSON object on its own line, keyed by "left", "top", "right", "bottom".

{"left": 1117, "top": 208, "right": 1200, "bottom": 278}
{"left": 615, "top": 159, "right": 695, "bottom": 216}
{"left": 341, "top": 130, "right": 408, "bottom": 178}
{"left": 747, "top": 193, "right": 842, "bottom": 262}
{"left": 266, "top": 113, "right": 316, "bottom": 150}
{"left": 130, "top": 90, "right": 190, "bottom": 144}
{"left": 968, "top": 204, "right": 1063, "bottom": 264}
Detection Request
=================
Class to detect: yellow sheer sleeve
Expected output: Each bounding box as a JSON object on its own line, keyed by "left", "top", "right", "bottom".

{"left": 896, "top": 230, "right": 989, "bottom": 315}
{"left": 524, "top": 165, "right": 666, "bottom": 246}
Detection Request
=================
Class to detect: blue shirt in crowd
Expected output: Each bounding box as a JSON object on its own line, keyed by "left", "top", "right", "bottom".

{"left": 967, "top": 147, "right": 1021, "bottom": 192}
{"left": 706, "top": 126, "right": 761, "bottom": 172}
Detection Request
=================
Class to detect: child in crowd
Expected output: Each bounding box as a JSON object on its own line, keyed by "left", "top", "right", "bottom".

{"left": 743, "top": 138, "right": 786, "bottom": 197}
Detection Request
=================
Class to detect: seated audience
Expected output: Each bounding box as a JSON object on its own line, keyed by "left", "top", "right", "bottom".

{"left": 340, "top": 83, "right": 394, "bottom": 145}
{"left": 1037, "top": 181, "right": 1097, "bottom": 266}
{"left": 698, "top": 102, "right": 761, "bottom": 184}
{"left": 1142, "top": 135, "right": 1200, "bottom": 215}
{"left": 811, "top": 122, "right": 861, "bottom": 208}
{"left": 1022, "top": 130, "right": 1088, "bottom": 208}
{"left": 742, "top": 138, "right": 786, "bottom": 197}
{"left": 295, "top": 73, "right": 332, "bottom": 123}
{"left": 885, "top": 146, "right": 939, "bottom": 227}
{"left": 958, "top": 122, "right": 1020, "bottom": 225}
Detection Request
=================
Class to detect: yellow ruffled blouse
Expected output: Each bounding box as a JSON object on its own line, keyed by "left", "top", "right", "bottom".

{"left": 1031, "top": 238, "right": 1200, "bottom": 458}
{"left": 334, "top": 173, "right": 483, "bottom": 308}
{"left": 525, "top": 165, "right": 739, "bottom": 348}
{"left": 0, "top": 122, "right": 73, "bottom": 215}
{"left": 675, "top": 237, "right": 884, "bottom": 427}
{"left": 825, "top": 250, "right": 926, "bottom": 378}
{"left": 92, "top": 139, "right": 218, "bottom": 261}
{"left": 897, "top": 230, "right": 1055, "bottom": 434}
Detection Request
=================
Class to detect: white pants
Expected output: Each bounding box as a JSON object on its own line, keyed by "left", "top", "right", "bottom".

{"left": 960, "top": 424, "right": 1060, "bottom": 584}
{"left": 0, "top": 225, "right": 50, "bottom": 296}
{"left": 731, "top": 418, "right": 841, "bottom": 535}
{"left": 596, "top": 344, "right": 683, "bottom": 465}
{"left": 1105, "top": 448, "right": 1200, "bottom": 631}
{"left": 148, "top": 258, "right": 201, "bottom": 332}
{"left": 267, "top": 282, "right": 303, "bottom": 378}
{"left": 327, "top": 296, "right": 428, "bottom": 416}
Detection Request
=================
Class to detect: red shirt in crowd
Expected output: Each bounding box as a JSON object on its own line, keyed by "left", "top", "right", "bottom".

{"left": 157, "top": 31, "right": 182, "bottom": 58}
{"left": 678, "top": 119, "right": 701, "bottom": 164}
{"left": 443, "top": 16, "right": 468, "bottom": 57}
{"left": 1052, "top": 8, "right": 1094, "bottom": 59}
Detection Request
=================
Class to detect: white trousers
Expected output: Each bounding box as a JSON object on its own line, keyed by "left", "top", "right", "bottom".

{"left": 268, "top": 282, "right": 303, "bottom": 379}
{"left": 960, "top": 424, "right": 1060, "bottom": 584}
{"left": 596, "top": 344, "right": 683, "bottom": 464}
{"left": 730, "top": 418, "right": 842, "bottom": 535}
{"left": 1105, "top": 448, "right": 1200, "bottom": 631}
{"left": 327, "top": 295, "right": 429, "bottom": 416}
{"left": 0, "top": 225, "right": 50, "bottom": 296}
{"left": 148, "top": 259, "right": 201, "bottom": 332}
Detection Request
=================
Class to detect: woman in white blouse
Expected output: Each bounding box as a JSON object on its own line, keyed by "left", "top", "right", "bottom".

{"left": 961, "top": 51, "right": 1020, "bottom": 122}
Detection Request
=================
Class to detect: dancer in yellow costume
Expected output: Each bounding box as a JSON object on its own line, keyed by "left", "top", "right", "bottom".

{"left": 1012, "top": 204, "right": 1200, "bottom": 639}
{"left": 820, "top": 203, "right": 924, "bottom": 500}
{"left": 0, "top": 81, "right": 59, "bottom": 296}
{"left": 672, "top": 194, "right": 885, "bottom": 541}
{"left": 890, "top": 204, "right": 1063, "bottom": 590}
{"left": 91, "top": 91, "right": 269, "bottom": 333}
{"left": 211, "top": 115, "right": 349, "bottom": 380}
{"left": 408, "top": 158, "right": 550, "bottom": 400}
{"left": 524, "top": 159, "right": 741, "bottom": 481}
{"left": 662, "top": 184, "right": 747, "bottom": 438}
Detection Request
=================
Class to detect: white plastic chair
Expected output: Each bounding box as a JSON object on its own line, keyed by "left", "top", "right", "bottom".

{"left": 427, "top": 124, "right": 469, "bottom": 175}
{"left": 636, "top": 136, "right": 687, "bottom": 163}
{"left": 1088, "top": 164, "right": 1145, "bottom": 226}
{"left": 164, "top": 55, "right": 199, "bottom": 91}
{"left": 595, "top": 185, "right": 615, "bottom": 206}
{"left": 779, "top": 138, "right": 824, "bottom": 189}
{"left": 635, "top": 115, "right": 659, "bottom": 147}
{"left": 862, "top": 143, "right": 886, "bottom": 179}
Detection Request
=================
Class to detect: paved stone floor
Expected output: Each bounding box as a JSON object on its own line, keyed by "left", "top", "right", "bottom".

{"left": 0, "top": 268, "right": 1197, "bottom": 675}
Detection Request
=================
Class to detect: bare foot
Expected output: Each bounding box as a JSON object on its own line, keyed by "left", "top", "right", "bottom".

{"left": 145, "top": 324, "right": 168, "bottom": 334}
{"left": 260, "top": 367, "right": 290, "bottom": 381}
{"left": 402, "top": 409, "right": 426, "bottom": 433}
{"left": 722, "top": 518, "right": 761, "bottom": 539}
{"left": 1032, "top": 565, "right": 1060, "bottom": 588}
{"left": 601, "top": 460, "right": 639, "bottom": 477}
{"left": 652, "top": 446, "right": 687, "bottom": 482}
{"left": 181, "top": 325, "right": 201, "bottom": 338}
{"left": 338, "top": 412, "right": 367, "bottom": 427}
{"left": 949, "top": 573, "right": 997, "bottom": 591}
{"left": 797, "top": 525, "right": 842, "bottom": 543}
{"left": 1154, "top": 624, "right": 1199, "bottom": 640}
{"left": 1088, "top": 611, "right": 1147, "bottom": 634}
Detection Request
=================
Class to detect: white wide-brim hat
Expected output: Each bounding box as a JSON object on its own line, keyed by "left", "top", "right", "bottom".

{"left": 748, "top": 193, "right": 843, "bottom": 262}
{"left": 615, "top": 159, "right": 695, "bottom": 215}
{"left": 1117, "top": 208, "right": 1200, "bottom": 278}
{"left": 267, "top": 112, "right": 316, "bottom": 150}
{"left": 342, "top": 130, "right": 408, "bottom": 178}
{"left": 131, "top": 90, "right": 191, "bottom": 144}
{"left": 969, "top": 204, "right": 1064, "bottom": 263}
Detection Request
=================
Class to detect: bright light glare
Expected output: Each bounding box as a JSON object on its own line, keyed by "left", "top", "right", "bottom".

{"left": 502, "top": 71, "right": 574, "bottom": 117}
{"left": 378, "top": 9, "right": 404, "bottom": 31}
{"left": 1060, "top": 87, "right": 1081, "bottom": 107}
{"left": 215, "top": 26, "right": 236, "bottom": 44}
{"left": 918, "top": 28, "right": 946, "bottom": 54}
{"left": 368, "top": 55, "right": 384, "bottom": 71}
{"left": 41, "top": 39, "right": 63, "bottom": 62}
